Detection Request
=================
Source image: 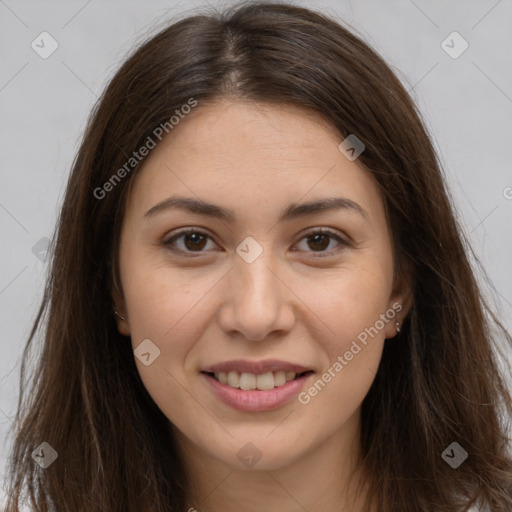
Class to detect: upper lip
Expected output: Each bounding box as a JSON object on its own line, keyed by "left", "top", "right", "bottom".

{"left": 201, "top": 359, "right": 313, "bottom": 375}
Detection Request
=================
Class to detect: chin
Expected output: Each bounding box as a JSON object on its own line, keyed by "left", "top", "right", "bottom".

{"left": 211, "top": 435, "right": 310, "bottom": 471}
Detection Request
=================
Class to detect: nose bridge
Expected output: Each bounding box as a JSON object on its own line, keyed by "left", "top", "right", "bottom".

{"left": 220, "top": 238, "right": 295, "bottom": 340}
{"left": 238, "top": 250, "right": 279, "bottom": 305}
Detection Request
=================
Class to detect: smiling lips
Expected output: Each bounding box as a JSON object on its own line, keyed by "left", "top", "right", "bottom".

{"left": 212, "top": 370, "right": 301, "bottom": 390}
{"left": 202, "top": 359, "right": 312, "bottom": 389}
{"left": 201, "top": 359, "right": 314, "bottom": 411}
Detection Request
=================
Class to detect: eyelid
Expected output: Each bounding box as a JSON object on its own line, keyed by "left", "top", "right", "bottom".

{"left": 291, "top": 228, "right": 352, "bottom": 257}
{"left": 162, "top": 227, "right": 218, "bottom": 256}
{"left": 162, "top": 226, "right": 352, "bottom": 256}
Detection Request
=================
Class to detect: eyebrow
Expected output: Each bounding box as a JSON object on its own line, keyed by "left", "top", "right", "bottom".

{"left": 143, "top": 195, "right": 369, "bottom": 223}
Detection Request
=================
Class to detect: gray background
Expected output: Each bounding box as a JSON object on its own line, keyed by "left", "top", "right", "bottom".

{"left": 1, "top": 0, "right": 511, "bottom": 502}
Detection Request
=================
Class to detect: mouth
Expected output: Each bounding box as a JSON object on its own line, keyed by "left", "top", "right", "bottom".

{"left": 201, "top": 369, "right": 314, "bottom": 391}
{"left": 199, "top": 360, "right": 315, "bottom": 412}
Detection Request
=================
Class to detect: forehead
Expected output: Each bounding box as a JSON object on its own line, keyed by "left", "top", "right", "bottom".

{"left": 124, "top": 100, "right": 385, "bottom": 228}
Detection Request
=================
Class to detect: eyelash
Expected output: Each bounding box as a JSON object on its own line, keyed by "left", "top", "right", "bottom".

{"left": 162, "top": 228, "right": 351, "bottom": 258}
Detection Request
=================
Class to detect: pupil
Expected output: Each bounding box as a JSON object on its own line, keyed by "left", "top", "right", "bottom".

{"left": 186, "top": 233, "right": 206, "bottom": 250}
{"left": 309, "top": 234, "right": 328, "bottom": 251}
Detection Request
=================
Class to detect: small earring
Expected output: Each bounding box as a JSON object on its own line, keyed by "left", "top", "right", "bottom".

{"left": 395, "top": 320, "right": 401, "bottom": 333}
{"left": 114, "top": 309, "right": 126, "bottom": 322}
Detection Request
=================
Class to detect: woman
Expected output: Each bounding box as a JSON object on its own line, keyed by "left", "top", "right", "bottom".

{"left": 4, "top": 2, "right": 512, "bottom": 511}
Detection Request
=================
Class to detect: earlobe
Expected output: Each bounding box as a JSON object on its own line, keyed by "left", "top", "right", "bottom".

{"left": 385, "top": 270, "right": 414, "bottom": 339}
{"left": 113, "top": 308, "right": 131, "bottom": 336}
{"left": 117, "top": 324, "right": 131, "bottom": 337}
{"left": 384, "top": 307, "right": 403, "bottom": 339}
{"left": 111, "top": 285, "right": 130, "bottom": 336}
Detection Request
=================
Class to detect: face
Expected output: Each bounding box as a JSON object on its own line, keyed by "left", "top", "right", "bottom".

{"left": 115, "top": 99, "right": 410, "bottom": 472}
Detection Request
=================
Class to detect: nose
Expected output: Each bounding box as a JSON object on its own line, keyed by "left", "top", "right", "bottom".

{"left": 216, "top": 248, "right": 296, "bottom": 342}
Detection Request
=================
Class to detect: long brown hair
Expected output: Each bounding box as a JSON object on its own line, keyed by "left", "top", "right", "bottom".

{"left": 4, "top": 2, "right": 512, "bottom": 511}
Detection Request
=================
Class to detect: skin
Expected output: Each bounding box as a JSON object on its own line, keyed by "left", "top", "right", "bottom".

{"left": 114, "top": 99, "right": 412, "bottom": 512}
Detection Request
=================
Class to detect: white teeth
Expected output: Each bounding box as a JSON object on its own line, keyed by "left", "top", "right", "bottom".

{"left": 239, "top": 372, "right": 256, "bottom": 390}
{"left": 212, "top": 370, "right": 304, "bottom": 390}
{"left": 274, "top": 371, "right": 286, "bottom": 387}
{"left": 227, "top": 371, "right": 239, "bottom": 388}
{"left": 256, "top": 372, "right": 275, "bottom": 390}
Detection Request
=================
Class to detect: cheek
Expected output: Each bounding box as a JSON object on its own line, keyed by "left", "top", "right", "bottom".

{"left": 121, "top": 262, "right": 215, "bottom": 427}
{"left": 296, "top": 348, "right": 382, "bottom": 439}
{"left": 296, "top": 268, "right": 390, "bottom": 423}
{"left": 120, "top": 242, "right": 214, "bottom": 340}
{"left": 294, "top": 261, "right": 391, "bottom": 407}
{"left": 309, "top": 260, "right": 393, "bottom": 349}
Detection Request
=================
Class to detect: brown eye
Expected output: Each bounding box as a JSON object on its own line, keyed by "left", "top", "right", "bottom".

{"left": 307, "top": 233, "right": 331, "bottom": 251}
{"left": 163, "top": 228, "right": 349, "bottom": 257}
{"left": 294, "top": 229, "right": 349, "bottom": 256}
{"left": 181, "top": 232, "right": 208, "bottom": 251}
{"left": 163, "top": 229, "right": 215, "bottom": 254}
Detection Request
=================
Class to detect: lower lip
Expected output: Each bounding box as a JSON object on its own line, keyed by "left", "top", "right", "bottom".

{"left": 201, "top": 372, "right": 313, "bottom": 412}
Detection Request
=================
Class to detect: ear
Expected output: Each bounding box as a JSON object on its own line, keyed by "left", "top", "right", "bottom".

{"left": 111, "top": 287, "right": 131, "bottom": 337}
{"left": 384, "top": 263, "right": 413, "bottom": 339}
